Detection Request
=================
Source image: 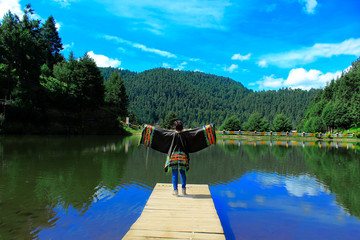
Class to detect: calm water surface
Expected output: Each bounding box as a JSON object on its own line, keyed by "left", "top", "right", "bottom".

{"left": 1, "top": 136, "right": 360, "bottom": 239}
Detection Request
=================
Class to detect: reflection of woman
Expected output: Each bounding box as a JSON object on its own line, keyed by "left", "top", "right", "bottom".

{"left": 140, "top": 120, "right": 216, "bottom": 196}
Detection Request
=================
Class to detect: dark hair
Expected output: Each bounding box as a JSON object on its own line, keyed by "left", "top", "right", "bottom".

{"left": 174, "top": 120, "right": 183, "bottom": 131}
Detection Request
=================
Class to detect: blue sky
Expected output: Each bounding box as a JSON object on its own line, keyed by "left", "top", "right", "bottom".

{"left": 1, "top": 0, "right": 360, "bottom": 90}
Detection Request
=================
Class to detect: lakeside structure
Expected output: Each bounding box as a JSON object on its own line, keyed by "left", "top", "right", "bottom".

{"left": 123, "top": 183, "right": 225, "bottom": 239}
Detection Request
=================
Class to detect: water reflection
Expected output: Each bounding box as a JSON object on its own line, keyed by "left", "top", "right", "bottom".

{"left": 0, "top": 136, "right": 360, "bottom": 239}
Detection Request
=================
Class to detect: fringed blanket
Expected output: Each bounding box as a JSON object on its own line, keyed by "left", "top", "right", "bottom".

{"left": 140, "top": 124, "right": 216, "bottom": 171}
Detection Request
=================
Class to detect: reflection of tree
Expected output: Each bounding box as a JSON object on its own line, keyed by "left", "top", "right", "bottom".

{"left": 242, "top": 144, "right": 268, "bottom": 162}
{"left": 239, "top": 144, "right": 308, "bottom": 176}
{"left": 0, "top": 136, "right": 133, "bottom": 239}
{"left": 269, "top": 145, "right": 290, "bottom": 162}
{"left": 218, "top": 143, "right": 240, "bottom": 156}
{"left": 300, "top": 147, "right": 360, "bottom": 219}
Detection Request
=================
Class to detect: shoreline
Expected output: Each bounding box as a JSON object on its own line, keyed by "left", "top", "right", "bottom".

{"left": 216, "top": 134, "right": 360, "bottom": 142}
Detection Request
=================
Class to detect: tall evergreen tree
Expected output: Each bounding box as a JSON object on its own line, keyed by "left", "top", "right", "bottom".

{"left": 271, "top": 114, "right": 292, "bottom": 132}
{"left": 243, "top": 112, "right": 269, "bottom": 132}
{"left": 40, "top": 15, "right": 63, "bottom": 70}
{"left": 350, "top": 93, "right": 360, "bottom": 133}
{"left": 105, "top": 70, "right": 129, "bottom": 118}
{"left": 219, "top": 116, "right": 241, "bottom": 131}
{"left": 72, "top": 53, "right": 105, "bottom": 110}
{"left": 162, "top": 111, "right": 177, "bottom": 129}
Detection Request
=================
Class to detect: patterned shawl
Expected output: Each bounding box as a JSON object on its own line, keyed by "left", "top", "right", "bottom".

{"left": 140, "top": 124, "right": 216, "bottom": 171}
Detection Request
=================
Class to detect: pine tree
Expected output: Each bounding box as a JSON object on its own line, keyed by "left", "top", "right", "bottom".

{"left": 219, "top": 116, "right": 241, "bottom": 131}
{"left": 243, "top": 112, "right": 269, "bottom": 132}
{"left": 105, "top": 70, "right": 129, "bottom": 118}
{"left": 40, "top": 16, "right": 63, "bottom": 70}
{"left": 271, "top": 114, "right": 292, "bottom": 132}
{"left": 162, "top": 111, "right": 177, "bottom": 129}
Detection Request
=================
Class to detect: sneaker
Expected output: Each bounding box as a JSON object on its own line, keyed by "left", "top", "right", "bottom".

{"left": 172, "top": 189, "right": 178, "bottom": 196}
{"left": 182, "top": 188, "right": 186, "bottom": 195}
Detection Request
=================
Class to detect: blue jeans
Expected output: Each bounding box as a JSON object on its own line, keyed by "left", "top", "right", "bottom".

{"left": 172, "top": 169, "right": 186, "bottom": 190}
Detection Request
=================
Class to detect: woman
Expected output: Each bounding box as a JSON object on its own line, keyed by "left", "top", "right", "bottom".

{"left": 140, "top": 120, "right": 216, "bottom": 196}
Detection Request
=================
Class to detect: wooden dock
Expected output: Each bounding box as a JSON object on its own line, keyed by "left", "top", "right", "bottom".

{"left": 122, "top": 183, "right": 225, "bottom": 239}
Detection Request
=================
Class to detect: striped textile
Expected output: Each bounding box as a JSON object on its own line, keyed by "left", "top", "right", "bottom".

{"left": 142, "top": 124, "right": 155, "bottom": 147}
{"left": 203, "top": 124, "right": 216, "bottom": 146}
{"left": 166, "top": 151, "right": 189, "bottom": 170}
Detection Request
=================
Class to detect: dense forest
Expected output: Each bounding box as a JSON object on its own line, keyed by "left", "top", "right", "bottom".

{"left": 298, "top": 57, "right": 360, "bottom": 133}
{"left": 100, "top": 67, "right": 319, "bottom": 129}
{"left": 0, "top": 6, "right": 128, "bottom": 134}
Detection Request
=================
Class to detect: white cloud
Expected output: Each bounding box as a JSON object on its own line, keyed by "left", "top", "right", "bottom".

{"left": 0, "top": 0, "right": 22, "bottom": 19}
{"left": 285, "top": 174, "right": 323, "bottom": 197}
{"left": 259, "top": 38, "right": 360, "bottom": 68}
{"left": 256, "top": 75, "right": 285, "bottom": 89}
{"left": 190, "top": 58, "right": 200, "bottom": 62}
{"left": 257, "top": 60, "right": 268, "bottom": 68}
{"left": 299, "top": 0, "right": 317, "bottom": 14}
{"left": 256, "top": 173, "right": 324, "bottom": 197}
{"left": 175, "top": 61, "right": 187, "bottom": 70}
{"left": 52, "top": 0, "right": 77, "bottom": 8}
{"left": 133, "top": 43, "right": 177, "bottom": 58}
{"left": 103, "top": 35, "right": 177, "bottom": 58}
{"left": 254, "top": 68, "right": 343, "bottom": 90}
{"left": 284, "top": 68, "right": 342, "bottom": 89}
{"left": 256, "top": 174, "right": 282, "bottom": 188}
{"left": 99, "top": 0, "right": 231, "bottom": 31}
{"left": 162, "top": 63, "right": 171, "bottom": 68}
{"left": 231, "top": 53, "right": 251, "bottom": 61}
{"left": 224, "top": 64, "right": 238, "bottom": 73}
{"left": 63, "top": 42, "right": 74, "bottom": 51}
{"left": 255, "top": 195, "right": 265, "bottom": 205}
{"left": 228, "top": 201, "right": 247, "bottom": 208}
{"left": 88, "top": 51, "right": 121, "bottom": 68}
{"left": 55, "top": 22, "right": 61, "bottom": 31}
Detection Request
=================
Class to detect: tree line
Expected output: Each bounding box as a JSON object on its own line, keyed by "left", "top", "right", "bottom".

{"left": 0, "top": 6, "right": 128, "bottom": 134}
{"left": 101, "top": 67, "right": 319, "bottom": 130}
{"left": 297, "top": 57, "right": 360, "bottom": 134}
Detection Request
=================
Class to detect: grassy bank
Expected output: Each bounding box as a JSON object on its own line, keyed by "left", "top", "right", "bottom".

{"left": 217, "top": 134, "right": 360, "bottom": 142}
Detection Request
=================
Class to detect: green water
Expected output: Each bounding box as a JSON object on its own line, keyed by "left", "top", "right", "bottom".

{"left": 1, "top": 136, "right": 360, "bottom": 239}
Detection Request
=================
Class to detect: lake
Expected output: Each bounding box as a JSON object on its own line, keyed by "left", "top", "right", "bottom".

{"left": 1, "top": 136, "right": 360, "bottom": 239}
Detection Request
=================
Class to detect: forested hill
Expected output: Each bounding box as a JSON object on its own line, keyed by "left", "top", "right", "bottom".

{"left": 100, "top": 67, "right": 319, "bottom": 128}
{"left": 298, "top": 57, "right": 360, "bottom": 133}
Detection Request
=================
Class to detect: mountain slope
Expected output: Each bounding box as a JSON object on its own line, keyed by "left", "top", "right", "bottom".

{"left": 100, "top": 67, "right": 318, "bottom": 128}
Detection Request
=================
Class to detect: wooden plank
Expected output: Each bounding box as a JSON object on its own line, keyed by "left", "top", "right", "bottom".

{"left": 122, "top": 183, "right": 225, "bottom": 239}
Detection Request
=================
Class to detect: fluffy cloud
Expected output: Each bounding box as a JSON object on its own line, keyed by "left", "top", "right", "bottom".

{"left": 254, "top": 68, "right": 343, "bottom": 90}
{"left": 88, "top": 51, "right": 121, "bottom": 68}
{"left": 0, "top": 0, "right": 22, "bottom": 19}
{"left": 256, "top": 173, "right": 324, "bottom": 197}
{"left": 224, "top": 64, "right": 238, "bottom": 73}
{"left": 257, "top": 60, "right": 268, "bottom": 68}
{"left": 256, "top": 75, "right": 285, "bottom": 90}
{"left": 285, "top": 174, "right": 323, "bottom": 197}
{"left": 259, "top": 38, "right": 360, "bottom": 68}
{"left": 299, "top": 0, "right": 318, "bottom": 14}
{"left": 104, "top": 35, "right": 177, "bottom": 58}
{"left": 174, "top": 61, "right": 187, "bottom": 70}
{"left": 231, "top": 53, "right": 251, "bottom": 61}
{"left": 284, "top": 68, "right": 342, "bottom": 89}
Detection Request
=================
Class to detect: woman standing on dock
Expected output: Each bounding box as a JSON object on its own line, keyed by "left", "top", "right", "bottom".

{"left": 140, "top": 120, "right": 216, "bottom": 196}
